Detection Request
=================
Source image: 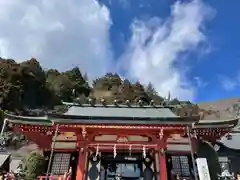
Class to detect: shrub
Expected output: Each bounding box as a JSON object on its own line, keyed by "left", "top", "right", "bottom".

{"left": 22, "top": 151, "right": 46, "bottom": 180}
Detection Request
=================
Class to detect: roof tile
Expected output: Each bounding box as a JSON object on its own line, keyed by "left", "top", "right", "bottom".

{"left": 64, "top": 106, "right": 178, "bottom": 118}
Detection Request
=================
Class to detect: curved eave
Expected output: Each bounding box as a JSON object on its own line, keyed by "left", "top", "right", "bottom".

{"left": 47, "top": 113, "right": 200, "bottom": 125}
{"left": 62, "top": 101, "right": 178, "bottom": 109}
{"left": 215, "top": 141, "right": 240, "bottom": 152}
{"left": 4, "top": 113, "right": 52, "bottom": 125}
{"left": 194, "top": 118, "right": 239, "bottom": 129}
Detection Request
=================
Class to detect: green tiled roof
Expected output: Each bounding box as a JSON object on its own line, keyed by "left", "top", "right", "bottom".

{"left": 4, "top": 113, "right": 52, "bottom": 125}
{"left": 64, "top": 105, "right": 178, "bottom": 118}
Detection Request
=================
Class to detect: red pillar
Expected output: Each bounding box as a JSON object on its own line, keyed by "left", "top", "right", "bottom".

{"left": 159, "top": 136, "right": 167, "bottom": 180}
{"left": 159, "top": 149, "right": 168, "bottom": 180}
{"left": 76, "top": 148, "right": 87, "bottom": 180}
{"left": 191, "top": 137, "right": 199, "bottom": 153}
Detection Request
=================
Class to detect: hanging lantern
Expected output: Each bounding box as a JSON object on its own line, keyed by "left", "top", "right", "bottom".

{"left": 159, "top": 128, "right": 164, "bottom": 140}
{"left": 143, "top": 145, "right": 146, "bottom": 158}
{"left": 96, "top": 144, "right": 99, "bottom": 157}
{"left": 129, "top": 144, "right": 132, "bottom": 156}
{"left": 113, "top": 144, "right": 117, "bottom": 158}
{"left": 160, "top": 148, "right": 165, "bottom": 155}
{"left": 82, "top": 126, "right": 87, "bottom": 138}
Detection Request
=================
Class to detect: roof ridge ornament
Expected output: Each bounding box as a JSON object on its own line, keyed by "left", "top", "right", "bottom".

{"left": 113, "top": 144, "right": 117, "bottom": 158}
{"left": 88, "top": 98, "right": 95, "bottom": 106}
{"left": 138, "top": 100, "right": 143, "bottom": 107}
{"left": 95, "top": 144, "right": 99, "bottom": 157}
{"left": 81, "top": 126, "right": 87, "bottom": 138}
{"left": 100, "top": 98, "right": 106, "bottom": 106}
{"left": 159, "top": 128, "right": 164, "bottom": 140}
{"left": 150, "top": 100, "right": 155, "bottom": 107}
{"left": 142, "top": 145, "right": 146, "bottom": 158}
{"left": 125, "top": 100, "right": 131, "bottom": 107}
{"left": 129, "top": 144, "right": 132, "bottom": 156}
{"left": 162, "top": 91, "right": 171, "bottom": 107}
{"left": 113, "top": 99, "right": 118, "bottom": 106}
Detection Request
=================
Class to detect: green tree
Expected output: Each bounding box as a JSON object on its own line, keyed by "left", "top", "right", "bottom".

{"left": 65, "top": 67, "right": 90, "bottom": 97}
{"left": 0, "top": 57, "right": 172, "bottom": 109}
{"left": 170, "top": 98, "right": 180, "bottom": 105}
{"left": 132, "top": 81, "right": 149, "bottom": 103}
{"left": 46, "top": 69, "right": 74, "bottom": 102}
{"left": 119, "top": 79, "right": 134, "bottom": 102}
{"left": 22, "top": 151, "right": 46, "bottom": 180}
{"left": 145, "top": 83, "right": 164, "bottom": 103}
{"left": 0, "top": 58, "right": 50, "bottom": 109}
{"left": 145, "top": 82, "right": 157, "bottom": 97}
{"left": 21, "top": 58, "right": 47, "bottom": 108}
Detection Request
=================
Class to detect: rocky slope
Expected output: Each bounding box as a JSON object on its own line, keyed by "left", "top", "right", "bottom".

{"left": 198, "top": 98, "right": 240, "bottom": 120}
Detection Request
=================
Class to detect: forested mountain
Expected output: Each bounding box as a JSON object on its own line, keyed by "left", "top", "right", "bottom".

{"left": 0, "top": 57, "right": 193, "bottom": 113}
{"left": 2, "top": 57, "right": 240, "bottom": 121}
{"left": 0, "top": 57, "right": 200, "bottom": 152}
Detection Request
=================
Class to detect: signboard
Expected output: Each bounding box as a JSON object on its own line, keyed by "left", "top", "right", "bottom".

{"left": 196, "top": 158, "right": 211, "bottom": 180}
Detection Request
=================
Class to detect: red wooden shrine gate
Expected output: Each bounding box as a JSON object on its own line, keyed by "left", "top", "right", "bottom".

{"left": 4, "top": 103, "right": 238, "bottom": 180}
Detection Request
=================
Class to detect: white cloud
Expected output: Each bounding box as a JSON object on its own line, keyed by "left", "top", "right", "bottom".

{"left": 194, "top": 77, "right": 208, "bottom": 88}
{"left": 0, "top": 0, "right": 213, "bottom": 101}
{"left": 118, "top": 0, "right": 213, "bottom": 100}
{"left": 220, "top": 74, "right": 240, "bottom": 91}
{"left": 0, "top": 0, "right": 113, "bottom": 79}
{"left": 118, "top": 0, "right": 129, "bottom": 8}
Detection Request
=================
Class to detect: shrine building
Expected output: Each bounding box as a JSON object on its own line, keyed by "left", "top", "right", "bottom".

{"left": 3, "top": 101, "right": 239, "bottom": 180}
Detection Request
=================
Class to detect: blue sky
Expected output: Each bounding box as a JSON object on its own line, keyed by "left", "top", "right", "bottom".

{"left": 190, "top": 0, "right": 240, "bottom": 102}
{"left": 0, "top": 0, "right": 239, "bottom": 102}
{"left": 100, "top": 0, "right": 240, "bottom": 102}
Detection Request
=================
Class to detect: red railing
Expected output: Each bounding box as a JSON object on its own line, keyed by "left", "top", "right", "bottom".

{"left": 38, "top": 173, "right": 71, "bottom": 180}
{"left": 38, "top": 167, "right": 72, "bottom": 180}
{"left": 38, "top": 175, "right": 66, "bottom": 180}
